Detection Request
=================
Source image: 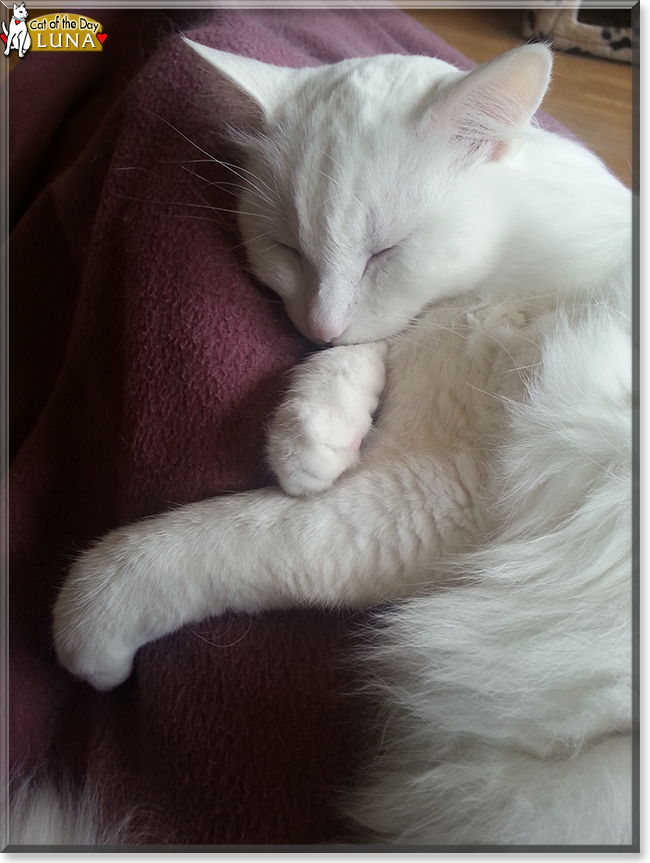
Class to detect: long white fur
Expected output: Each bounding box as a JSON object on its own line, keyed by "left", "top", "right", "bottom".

{"left": 11, "top": 42, "right": 633, "bottom": 846}
{"left": 7, "top": 778, "right": 126, "bottom": 846}
{"left": 349, "top": 301, "right": 633, "bottom": 845}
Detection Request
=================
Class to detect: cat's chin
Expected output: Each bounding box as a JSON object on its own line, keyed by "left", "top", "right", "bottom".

{"left": 316, "top": 320, "right": 402, "bottom": 346}
{"left": 329, "top": 325, "right": 406, "bottom": 347}
{"left": 328, "top": 334, "right": 379, "bottom": 348}
{"left": 291, "top": 322, "right": 362, "bottom": 347}
{"left": 329, "top": 333, "right": 392, "bottom": 347}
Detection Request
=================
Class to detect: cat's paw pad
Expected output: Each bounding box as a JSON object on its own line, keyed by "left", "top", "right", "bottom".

{"left": 268, "top": 399, "right": 371, "bottom": 495}
{"left": 267, "top": 347, "right": 386, "bottom": 495}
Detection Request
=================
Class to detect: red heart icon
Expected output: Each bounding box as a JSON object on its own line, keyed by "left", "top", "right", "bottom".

{"left": 0, "top": 33, "right": 6, "bottom": 45}
{"left": 97, "top": 32, "right": 107, "bottom": 44}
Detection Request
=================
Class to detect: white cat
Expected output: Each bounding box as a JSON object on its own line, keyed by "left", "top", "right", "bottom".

{"left": 2, "top": 3, "right": 31, "bottom": 58}
{"left": 46, "top": 42, "right": 633, "bottom": 846}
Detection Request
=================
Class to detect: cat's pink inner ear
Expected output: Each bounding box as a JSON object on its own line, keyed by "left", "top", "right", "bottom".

{"left": 441, "top": 44, "right": 553, "bottom": 159}
{"left": 475, "top": 45, "right": 551, "bottom": 125}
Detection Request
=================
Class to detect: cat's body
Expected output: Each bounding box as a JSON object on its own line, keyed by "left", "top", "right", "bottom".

{"left": 349, "top": 297, "right": 633, "bottom": 845}
{"left": 3, "top": 3, "right": 31, "bottom": 58}
{"left": 40, "top": 42, "right": 633, "bottom": 845}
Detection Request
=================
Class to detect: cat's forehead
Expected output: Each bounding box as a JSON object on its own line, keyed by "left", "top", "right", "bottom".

{"left": 267, "top": 54, "right": 461, "bottom": 168}
{"left": 244, "top": 55, "right": 458, "bottom": 252}
{"left": 302, "top": 55, "right": 457, "bottom": 118}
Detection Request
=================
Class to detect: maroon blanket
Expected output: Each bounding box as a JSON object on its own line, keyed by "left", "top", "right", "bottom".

{"left": 8, "top": 8, "right": 566, "bottom": 846}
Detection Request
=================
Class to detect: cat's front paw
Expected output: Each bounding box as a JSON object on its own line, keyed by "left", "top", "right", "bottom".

{"left": 267, "top": 343, "right": 387, "bottom": 496}
{"left": 267, "top": 398, "right": 367, "bottom": 496}
{"left": 53, "top": 529, "right": 145, "bottom": 690}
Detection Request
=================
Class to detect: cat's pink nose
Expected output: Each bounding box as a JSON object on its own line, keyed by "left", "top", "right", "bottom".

{"left": 306, "top": 298, "right": 347, "bottom": 344}
{"left": 307, "top": 316, "right": 345, "bottom": 344}
{"left": 310, "top": 324, "right": 343, "bottom": 344}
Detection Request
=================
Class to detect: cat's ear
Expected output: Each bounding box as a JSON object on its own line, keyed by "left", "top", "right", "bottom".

{"left": 438, "top": 44, "right": 553, "bottom": 162}
{"left": 184, "top": 38, "right": 297, "bottom": 130}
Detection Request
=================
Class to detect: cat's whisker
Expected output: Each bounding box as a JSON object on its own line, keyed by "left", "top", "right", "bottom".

{"left": 181, "top": 164, "right": 277, "bottom": 211}
{"left": 187, "top": 617, "right": 253, "bottom": 649}
{"left": 223, "top": 231, "right": 275, "bottom": 253}
{"left": 142, "top": 109, "right": 277, "bottom": 206}
{"left": 251, "top": 243, "right": 285, "bottom": 255}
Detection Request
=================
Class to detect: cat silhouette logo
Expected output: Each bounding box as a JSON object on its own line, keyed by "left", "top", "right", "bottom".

{"left": 2, "top": 2, "right": 31, "bottom": 58}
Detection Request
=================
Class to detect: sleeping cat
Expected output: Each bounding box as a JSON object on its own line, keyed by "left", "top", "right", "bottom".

{"left": 50, "top": 41, "right": 633, "bottom": 845}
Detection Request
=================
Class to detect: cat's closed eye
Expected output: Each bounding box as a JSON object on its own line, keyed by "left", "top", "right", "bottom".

{"left": 371, "top": 246, "right": 396, "bottom": 261}
{"left": 276, "top": 242, "right": 302, "bottom": 259}
{"left": 363, "top": 245, "right": 396, "bottom": 277}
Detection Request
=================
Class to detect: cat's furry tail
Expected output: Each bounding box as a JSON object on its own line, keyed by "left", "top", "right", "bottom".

{"left": 6, "top": 777, "right": 127, "bottom": 847}
{"left": 349, "top": 296, "right": 635, "bottom": 846}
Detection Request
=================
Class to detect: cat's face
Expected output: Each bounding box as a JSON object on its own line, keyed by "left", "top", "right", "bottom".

{"left": 187, "top": 43, "right": 552, "bottom": 344}
{"left": 13, "top": 4, "right": 27, "bottom": 20}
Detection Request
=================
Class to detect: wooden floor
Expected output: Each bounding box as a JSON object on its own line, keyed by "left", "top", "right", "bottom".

{"left": 405, "top": 9, "right": 634, "bottom": 189}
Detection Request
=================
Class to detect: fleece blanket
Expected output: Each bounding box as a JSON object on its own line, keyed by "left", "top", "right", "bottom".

{"left": 8, "top": 7, "right": 568, "bottom": 846}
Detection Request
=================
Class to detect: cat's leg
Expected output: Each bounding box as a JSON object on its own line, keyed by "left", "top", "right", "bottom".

{"left": 53, "top": 452, "right": 475, "bottom": 690}
{"left": 266, "top": 341, "right": 388, "bottom": 496}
